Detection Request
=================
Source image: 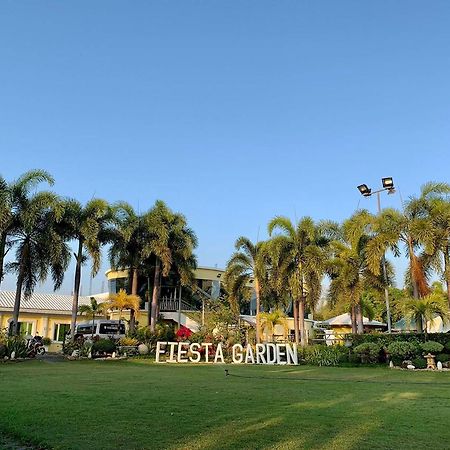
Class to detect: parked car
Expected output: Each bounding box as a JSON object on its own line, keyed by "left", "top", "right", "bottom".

{"left": 72, "top": 320, "right": 126, "bottom": 340}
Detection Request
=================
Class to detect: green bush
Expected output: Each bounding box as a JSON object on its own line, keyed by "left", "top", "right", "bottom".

{"left": 411, "top": 357, "right": 427, "bottom": 369}
{"left": 353, "top": 343, "right": 381, "bottom": 364}
{"left": 420, "top": 341, "right": 444, "bottom": 355}
{"left": 444, "top": 341, "right": 450, "bottom": 353}
{"left": 302, "top": 345, "right": 346, "bottom": 366}
{"left": 42, "top": 337, "right": 52, "bottom": 346}
{"left": 350, "top": 332, "right": 449, "bottom": 347}
{"left": 6, "top": 336, "right": 28, "bottom": 358}
{"left": 436, "top": 353, "right": 450, "bottom": 363}
{"left": 386, "top": 341, "right": 418, "bottom": 361}
{"left": 0, "top": 343, "right": 6, "bottom": 358}
{"left": 92, "top": 339, "right": 116, "bottom": 356}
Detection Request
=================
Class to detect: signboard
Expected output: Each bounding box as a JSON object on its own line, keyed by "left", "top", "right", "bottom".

{"left": 156, "top": 341, "right": 298, "bottom": 365}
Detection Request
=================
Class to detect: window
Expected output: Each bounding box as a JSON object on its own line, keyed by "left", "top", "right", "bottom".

{"left": 8, "top": 321, "right": 33, "bottom": 336}
{"left": 99, "top": 323, "right": 125, "bottom": 334}
{"left": 53, "top": 323, "right": 71, "bottom": 342}
{"left": 76, "top": 324, "right": 95, "bottom": 335}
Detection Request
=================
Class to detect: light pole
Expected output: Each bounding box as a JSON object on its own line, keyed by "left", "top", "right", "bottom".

{"left": 357, "top": 177, "right": 395, "bottom": 333}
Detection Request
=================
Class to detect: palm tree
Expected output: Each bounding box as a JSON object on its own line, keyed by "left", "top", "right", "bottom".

{"left": 0, "top": 170, "right": 55, "bottom": 289}
{"left": 142, "top": 201, "right": 197, "bottom": 331}
{"left": 268, "top": 216, "right": 334, "bottom": 346}
{"left": 109, "top": 202, "right": 145, "bottom": 332}
{"left": 78, "top": 297, "right": 107, "bottom": 338}
{"left": 224, "top": 237, "right": 266, "bottom": 343}
{"left": 401, "top": 290, "right": 449, "bottom": 333}
{"left": 409, "top": 182, "right": 450, "bottom": 307}
{"left": 107, "top": 289, "right": 141, "bottom": 333}
{"left": 6, "top": 192, "right": 70, "bottom": 335}
{"left": 62, "top": 199, "right": 112, "bottom": 341}
{"left": 327, "top": 211, "right": 387, "bottom": 334}
{"left": 260, "top": 310, "right": 288, "bottom": 342}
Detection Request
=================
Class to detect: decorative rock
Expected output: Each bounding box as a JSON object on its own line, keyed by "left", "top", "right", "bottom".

{"left": 437, "top": 361, "right": 443, "bottom": 371}
{"left": 4, "top": 356, "right": 8, "bottom": 360}
{"left": 138, "top": 344, "right": 149, "bottom": 355}
{"left": 407, "top": 364, "right": 415, "bottom": 370}
{"left": 10, "top": 351, "right": 15, "bottom": 360}
{"left": 389, "top": 361, "right": 394, "bottom": 368}
{"left": 88, "top": 352, "right": 92, "bottom": 359}
{"left": 112, "top": 352, "right": 116, "bottom": 359}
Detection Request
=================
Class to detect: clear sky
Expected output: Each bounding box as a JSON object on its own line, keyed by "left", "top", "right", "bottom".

{"left": 1, "top": 1, "right": 450, "bottom": 294}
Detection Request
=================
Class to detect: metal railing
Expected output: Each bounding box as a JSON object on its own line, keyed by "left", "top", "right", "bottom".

{"left": 159, "top": 297, "right": 198, "bottom": 312}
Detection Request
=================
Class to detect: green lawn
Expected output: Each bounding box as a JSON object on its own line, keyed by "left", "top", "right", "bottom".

{"left": 0, "top": 360, "right": 449, "bottom": 450}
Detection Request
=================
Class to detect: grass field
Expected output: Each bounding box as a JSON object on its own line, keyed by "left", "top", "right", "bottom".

{"left": 0, "top": 360, "right": 449, "bottom": 450}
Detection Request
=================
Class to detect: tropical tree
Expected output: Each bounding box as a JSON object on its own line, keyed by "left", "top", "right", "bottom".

{"left": 327, "top": 211, "right": 389, "bottom": 334}
{"left": 107, "top": 289, "right": 141, "bottom": 321}
{"left": 409, "top": 182, "right": 450, "bottom": 307}
{"left": 401, "top": 289, "right": 449, "bottom": 333}
{"left": 142, "top": 201, "right": 197, "bottom": 331}
{"left": 260, "top": 309, "right": 288, "bottom": 342}
{"left": 224, "top": 237, "right": 267, "bottom": 343}
{"left": 78, "top": 297, "right": 107, "bottom": 338}
{"left": 6, "top": 192, "right": 70, "bottom": 335}
{"left": 109, "top": 202, "right": 145, "bottom": 332}
{"left": 62, "top": 199, "right": 112, "bottom": 341}
{"left": 0, "top": 170, "right": 55, "bottom": 289}
{"left": 268, "top": 216, "right": 334, "bottom": 345}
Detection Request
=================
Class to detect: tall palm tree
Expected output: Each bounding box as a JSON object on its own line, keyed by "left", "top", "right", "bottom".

{"left": 6, "top": 192, "right": 70, "bottom": 335}
{"left": 224, "top": 237, "right": 266, "bottom": 343}
{"left": 109, "top": 202, "right": 145, "bottom": 332}
{"left": 78, "top": 297, "right": 107, "bottom": 338}
{"left": 0, "top": 170, "right": 55, "bottom": 289}
{"left": 327, "top": 211, "right": 387, "bottom": 334}
{"left": 409, "top": 182, "right": 450, "bottom": 307}
{"left": 142, "top": 201, "right": 197, "bottom": 331}
{"left": 62, "top": 199, "right": 112, "bottom": 341}
{"left": 268, "top": 216, "right": 334, "bottom": 346}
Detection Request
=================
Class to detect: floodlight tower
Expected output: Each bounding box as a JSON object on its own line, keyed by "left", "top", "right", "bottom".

{"left": 357, "top": 177, "right": 395, "bottom": 333}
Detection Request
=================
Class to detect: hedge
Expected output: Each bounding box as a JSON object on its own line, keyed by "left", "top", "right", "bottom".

{"left": 348, "top": 332, "right": 450, "bottom": 348}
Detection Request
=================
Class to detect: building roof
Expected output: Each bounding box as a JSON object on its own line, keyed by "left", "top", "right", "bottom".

{"left": 0, "top": 291, "right": 108, "bottom": 315}
{"left": 322, "top": 313, "right": 386, "bottom": 327}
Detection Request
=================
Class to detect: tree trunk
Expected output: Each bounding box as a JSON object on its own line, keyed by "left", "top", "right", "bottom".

{"left": 70, "top": 239, "right": 83, "bottom": 342}
{"left": 254, "top": 278, "right": 261, "bottom": 344}
{"left": 129, "top": 268, "right": 138, "bottom": 333}
{"left": 150, "top": 258, "right": 161, "bottom": 332}
{"left": 445, "top": 249, "right": 450, "bottom": 309}
{"left": 351, "top": 304, "right": 357, "bottom": 334}
{"left": 293, "top": 300, "right": 299, "bottom": 345}
{"left": 298, "top": 297, "right": 306, "bottom": 347}
{"left": 408, "top": 237, "right": 420, "bottom": 299}
{"left": 0, "top": 232, "right": 6, "bottom": 289}
{"left": 11, "top": 263, "right": 25, "bottom": 336}
{"left": 356, "top": 302, "right": 364, "bottom": 334}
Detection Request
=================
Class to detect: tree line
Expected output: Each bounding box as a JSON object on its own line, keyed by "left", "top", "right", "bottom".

{"left": 0, "top": 170, "right": 197, "bottom": 337}
{"left": 224, "top": 182, "right": 450, "bottom": 346}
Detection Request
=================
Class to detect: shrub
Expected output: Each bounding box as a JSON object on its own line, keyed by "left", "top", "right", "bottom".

{"left": 436, "top": 353, "right": 450, "bottom": 363}
{"left": 92, "top": 339, "right": 116, "bottom": 356}
{"left": 444, "top": 341, "right": 450, "bottom": 353}
{"left": 303, "top": 345, "right": 346, "bottom": 366}
{"left": 420, "top": 341, "right": 444, "bottom": 355}
{"left": 0, "top": 343, "right": 6, "bottom": 358}
{"left": 353, "top": 343, "right": 381, "bottom": 364}
{"left": 119, "top": 337, "right": 139, "bottom": 346}
{"left": 6, "top": 336, "right": 28, "bottom": 358}
{"left": 411, "top": 357, "right": 427, "bottom": 369}
{"left": 42, "top": 337, "right": 52, "bottom": 346}
{"left": 386, "top": 341, "right": 418, "bottom": 361}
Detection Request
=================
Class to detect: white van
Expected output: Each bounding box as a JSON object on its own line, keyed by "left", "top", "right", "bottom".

{"left": 75, "top": 320, "right": 126, "bottom": 339}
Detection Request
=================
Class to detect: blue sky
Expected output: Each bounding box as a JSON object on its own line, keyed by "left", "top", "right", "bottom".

{"left": 1, "top": 1, "right": 450, "bottom": 294}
